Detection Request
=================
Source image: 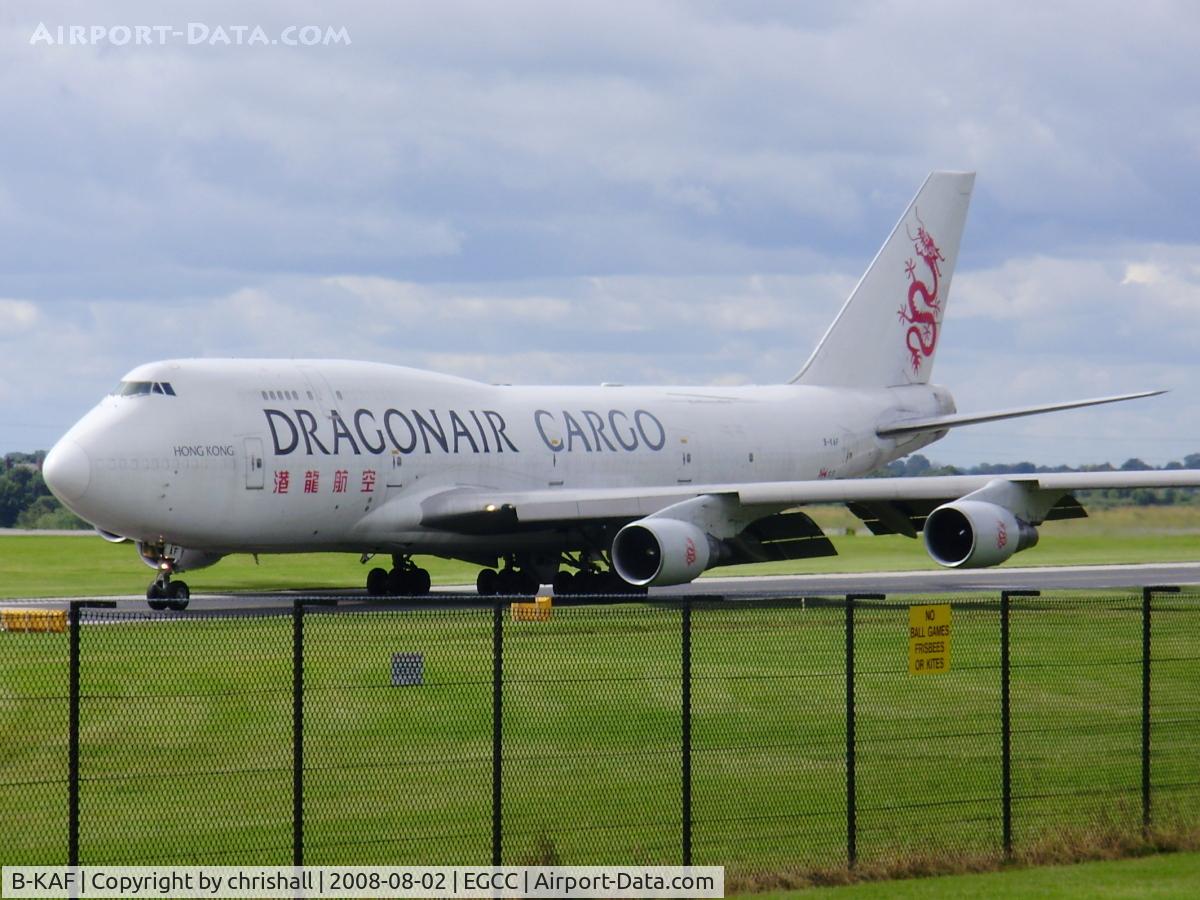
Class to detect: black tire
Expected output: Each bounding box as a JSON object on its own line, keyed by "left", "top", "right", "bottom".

{"left": 476, "top": 569, "right": 498, "bottom": 596}
{"left": 496, "top": 568, "right": 522, "bottom": 595}
{"left": 366, "top": 567, "right": 389, "bottom": 597}
{"left": 166, "top": 582, "right": 190, "bottom": 610}
{"left": 386, "top": 568, "right": 408, "bottom": 596}
{"left": 410, "top": 568, "right": 432, "bottom": 596}
{"left": 552, "top": 571, "right": 576, "bottom": 595}
{"left": 146, "top": 583, "right": 163, "bottom": 600}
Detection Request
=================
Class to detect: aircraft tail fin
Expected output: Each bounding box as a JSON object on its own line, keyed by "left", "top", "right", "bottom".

{"left": 792, "top": 171, "right": 975, "bottom": 388}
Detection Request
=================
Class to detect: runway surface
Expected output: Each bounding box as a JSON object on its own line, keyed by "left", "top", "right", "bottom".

{"left": 4, "top": 562, "right": 1198, "bottom": 614}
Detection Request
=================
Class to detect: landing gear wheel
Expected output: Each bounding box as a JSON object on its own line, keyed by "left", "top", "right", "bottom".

{"left": 147, "top": 581, "right": 168, "bottom": 610}
{"left": 409, "top": 568, "right": 432, "bottom": 595}
{"left": 477, "top": 569, "right": 498, "bottom": 596}
{"left": 366, "top": 567, "right": 389, "bottom": 597}
{"left": 496, "top": 568, "right": 521, "bottom": 595}
{"left": 552, "top": 571, "right": 576, "bottom": 595}
{"left": 386, "top": 566, "right": 433, "bottom": 597}
{"left": 495, "top": 568, "right": 538, "bottom": 596}
{"left": 386, "top": 568, "right": 408, "bottom": 596}
{"left": 166, "top": 581, "right": 190, "bottom": 611}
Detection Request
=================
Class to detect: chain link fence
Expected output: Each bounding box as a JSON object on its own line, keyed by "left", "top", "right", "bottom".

{"left": 1, "top": 590, "right": 1197, "bottom": 880}
{"left": 0, "top": 614, "right": 68, "bottom": 865}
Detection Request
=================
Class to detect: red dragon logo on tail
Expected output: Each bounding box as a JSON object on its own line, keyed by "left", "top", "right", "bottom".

{"left": 898, "top": 212, "right": 945, "bottom": 374}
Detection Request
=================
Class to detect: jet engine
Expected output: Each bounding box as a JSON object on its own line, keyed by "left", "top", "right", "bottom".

{"left": 137, "top": 542, "right": 225, "bottom": 574}
{"left": 611, "top": 518, "right": 719, "bottom": 587}
{"left": 923, "top": 500, "right": 1039, "bottom": 568}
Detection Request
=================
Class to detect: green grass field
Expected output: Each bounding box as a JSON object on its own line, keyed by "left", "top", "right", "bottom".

{"left": 1, "top": 505, "right": 1197, "bottom": 598}
{"left": 2, "top": 594, "right": 1198, "bottom": 885}
{"left": 2, "top": 509, "right": 1197, "bottom": 888}
{"left": 728, "top": 851, "right": 1200, "bottom": 899}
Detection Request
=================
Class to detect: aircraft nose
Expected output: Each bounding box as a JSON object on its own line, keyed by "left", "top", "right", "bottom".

{"left": 43, "top": 438, "right": 92, "bottom": 503}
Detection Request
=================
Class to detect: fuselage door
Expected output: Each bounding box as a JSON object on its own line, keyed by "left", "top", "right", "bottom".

{"left": 245, "top": 437, "right": 265, "bottom": 490}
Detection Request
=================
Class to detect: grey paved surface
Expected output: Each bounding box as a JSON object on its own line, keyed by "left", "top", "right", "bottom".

{"left": 4, "top": 562, "right": 1198, "bottom": 615}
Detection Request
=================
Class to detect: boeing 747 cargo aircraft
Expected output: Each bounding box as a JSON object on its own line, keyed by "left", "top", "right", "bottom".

{"left": 42, "top": 172, "right": 1199, "bottom": 608}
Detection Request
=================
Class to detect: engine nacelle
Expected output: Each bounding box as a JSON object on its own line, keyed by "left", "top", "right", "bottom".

{"left": 611, "top": 518, "right": 715, "bottom": 587}
{"left": 137, "top": 542, "right": 225, "bottom": 574}
{"left": 923, "top": 500, "right": 1039, "bottom": 569}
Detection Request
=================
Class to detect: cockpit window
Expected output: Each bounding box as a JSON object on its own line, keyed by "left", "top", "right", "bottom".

{"left": 115, "top": 381, "right": 175, "bottom": 397}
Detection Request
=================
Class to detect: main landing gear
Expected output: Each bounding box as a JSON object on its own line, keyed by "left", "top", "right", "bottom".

{"left": 365, "top": 554, "right": 433, "bottom": 597}
{"left": 474, "top": 552, "right": 648, "bottom": 597}
{"left": 475, "top": 565, "right": 540, "bottom": 597}
{"left": 474, "top": 552, "right": 553, "bottom": 596}
{"left": 146, "top": 571, "right": 190, "bottom": 612}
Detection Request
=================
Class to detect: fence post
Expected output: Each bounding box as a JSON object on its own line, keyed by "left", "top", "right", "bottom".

{"left": 68, "top": 600, "right": 115, "bottom": 868}
{"left": 1142, "top": 585, "right": 1179, "bottom": 838}
{"left": 846, "top": 594, "right": 855, "bottom": 868}
{"left": 845, "top": 594, "right": 883, "bottom": 869}
{"left": 68, "top": 602, "right": 81, "bottom": 868}
{"left": 682, "top": 597, "right": 692, "bottom": 866}
{"left": 292, "top": 600, "right": 304, "bottom": 868}
{"left": 493, "top": 599, "right": 504, "bottom": 866}
{"left": 292, "top": 599, "right": 336, "bottom": 867}
{"left": 1000, "top": 590, "right": 1037, "bottom": 861}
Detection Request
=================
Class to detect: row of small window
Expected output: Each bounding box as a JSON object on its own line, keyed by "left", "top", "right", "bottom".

{"left": 95, "top": 457, "right": 235, "bottom": 470}
{"left": 114, "top": 381, "right": 175, "bottom": 396}
{"left": 260, "top": 389, "right": 347, "bottom": 402}
{"left": 262, "top": 389, "right": 312, "bottom": 402}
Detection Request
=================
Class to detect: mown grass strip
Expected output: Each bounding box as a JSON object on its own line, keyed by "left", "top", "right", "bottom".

{"left": 2, "top": 503, "right": 1199, "bottom": 598}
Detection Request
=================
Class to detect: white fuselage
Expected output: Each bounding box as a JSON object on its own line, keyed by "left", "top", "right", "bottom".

{"left": 51, "top": 359, "right": 952, "bottom": 559}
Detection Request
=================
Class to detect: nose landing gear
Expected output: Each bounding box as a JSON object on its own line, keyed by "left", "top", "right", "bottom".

{"left": 146, "top": 568, "right": 190, "bottom": 611}
{"left": 138, "top": 543, "right": 191, "bottom": 611}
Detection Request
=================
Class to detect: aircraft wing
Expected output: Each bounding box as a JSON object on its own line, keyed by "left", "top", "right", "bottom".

{"left": 420, "top": 468, "right": 1200, "bottom": 534}
{"left": 876, "top": 391, "right": 1164, "bottom": 437}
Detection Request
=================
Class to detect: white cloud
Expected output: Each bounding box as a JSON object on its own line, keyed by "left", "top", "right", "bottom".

{"left": 0, "top": 299, "right": 38, "bottom": 333}
{"left": 1, "top": 0, "right": 1198, "bottom": 469}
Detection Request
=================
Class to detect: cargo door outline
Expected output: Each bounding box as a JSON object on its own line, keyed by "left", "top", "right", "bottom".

{"left": 245, "top": 437, "right": 266, "bottom": 490}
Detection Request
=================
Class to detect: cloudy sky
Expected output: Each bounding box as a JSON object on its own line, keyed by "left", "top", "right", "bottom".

{"left": 2, "top": 0, "right": 1198, "bottom": 467}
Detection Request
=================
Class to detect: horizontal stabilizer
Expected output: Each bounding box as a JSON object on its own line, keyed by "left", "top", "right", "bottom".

{"left": 876, "top": 390, "right": 1165, "bottom": 437}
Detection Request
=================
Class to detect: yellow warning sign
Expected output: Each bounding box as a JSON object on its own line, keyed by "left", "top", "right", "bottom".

{"left": 908, "top": 604, "right": 951, "bottom": 674}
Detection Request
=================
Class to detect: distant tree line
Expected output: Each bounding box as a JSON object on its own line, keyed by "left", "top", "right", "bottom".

{"left": 0, "top": 452, "right": 88, "bottom": 529}
{"left": 878, "top": 453, "right": 1200, "bottom": 507}
{"left": 3, "top": 449, "right": 1198, "bottom": 530}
